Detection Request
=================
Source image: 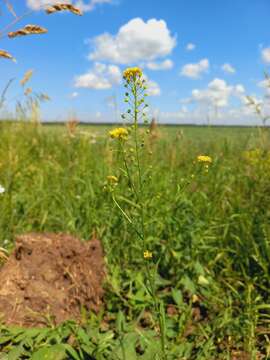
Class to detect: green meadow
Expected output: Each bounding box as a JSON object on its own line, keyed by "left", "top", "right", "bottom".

{"left": 1, "top": 121, "right": 270, "bottom": 359}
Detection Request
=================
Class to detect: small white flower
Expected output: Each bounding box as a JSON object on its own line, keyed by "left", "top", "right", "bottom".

{"left": 0, "top": 185, "right": 5, "bottom": 194}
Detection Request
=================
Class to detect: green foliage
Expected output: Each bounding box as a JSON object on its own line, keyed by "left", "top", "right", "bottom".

{"left": 1, "top": 122, "right": 270, "bottom": 358}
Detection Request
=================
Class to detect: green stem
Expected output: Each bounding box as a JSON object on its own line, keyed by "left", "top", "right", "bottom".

{"left": 120, "top": 142, "right": 140, "bottom": 203}
{"left": 132, "top": 82, "right": 167, "bottom": 359}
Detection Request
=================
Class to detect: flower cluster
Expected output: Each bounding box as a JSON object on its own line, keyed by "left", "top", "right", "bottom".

{"left": 0, "top": 185, "right": 5, "bottom": 194}
{"left": 243, "top": 149, "right": 259, "bottom": 165}
{"left": 123, "top": 67, "right": 143, "bottom": 81}
{"left": 197, "top": 155, "right": 212, "bottom": 163}
{"left": 143, "top": 250, "right": 153, "bottom": 259}
{"left": 109, "top": 127, "right": 128, "bottom": 140}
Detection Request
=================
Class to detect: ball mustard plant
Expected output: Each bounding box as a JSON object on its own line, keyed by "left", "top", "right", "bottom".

{"left": 123, "top": 67, "right": 143, "bottom": 82}
{"left": 197, "top": 155, "right": 212, "bottom": 163}
{"left": 108, "top": 66, "right": 168, "bottom": 359}
{"left": 144, "top": 250, "right": 153, "bottom": 259}
{"left": 109, "top": 127, "right": 128, "bottom": 140}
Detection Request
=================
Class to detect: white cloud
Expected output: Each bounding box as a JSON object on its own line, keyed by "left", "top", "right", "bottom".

{"left": 186, "top": 43, "right": 195, "bottom": 51}
{"left": 258, "top": 78, "right": 270, "bottom": 89}
{"left": 147, "top": 80, "right": 161, "bottom": 96}
{"left": 262, "top": 47, "right": 270, "bottom": 64}
{"left": 160, "top": 105, "right": 261, "bottom": 125}
{"left": 160, "top": 79, "right": 268, "bottom": 125}
{"left": 143, "top": 75, "right": 161, "bottom": 96}
{"left": 146, "top": 59, "right": 173, "bottom": 70}
{"left": 88, "top": 18, "right": 176, "bottom": 64}
{"left": 258, "top": 79, "right": 268, "bottom": 88}
{"left": 26, "top": 0, "right": 112, "bottom": 11}
{"left": 70, "top": 91, "right": 79, "bottom": 98}
{"left": 26, "top": 0, "right": 64, "bottom": 10}
{"left": 75, "top": 0, "right": 112, "bottom": 12}
{"left": 256, "top": 77, "right": 270, "bottom": 117}
{"left": 186, "top": 78, "right": 245, "bottom": 108}
{"left": 74, "top": 62, "right": 121, "bottom": 89}
{"left": 180, "top": 58, "right": 209, "bottom": 79}
{"left": 222, "top": 63, "right": 236, "bottom": 74}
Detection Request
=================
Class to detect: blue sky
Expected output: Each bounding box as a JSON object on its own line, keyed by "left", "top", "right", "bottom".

{"left": 0, "top": 0, "right": 270, "bottom": 124}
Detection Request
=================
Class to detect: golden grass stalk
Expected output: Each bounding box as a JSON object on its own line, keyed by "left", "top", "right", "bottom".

{"left": 3, "top": 0, "right": 17, "bottom": 18}
{"left": 0, "top": 49, "right": 16, "bottom": 62}
{"left": 66, "top": 117, "right": 79, "bottom": 137}
{"left": 8, "top": 24, "right": 48, "bottom": 38}
{"left": 45, "top": 4, "right": 83, "bottom": 16}
{"left": 20, "top": 69, "right": 33, "bottom": 86}
{"left": 149, "top": 117, "right": 157, "bottom": 133}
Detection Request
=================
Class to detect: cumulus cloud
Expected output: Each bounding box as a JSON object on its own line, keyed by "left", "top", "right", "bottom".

{"left": 222, "top": 63, "right": 236, "bottom": 74}
{"left": 75, "top": 0, "right": 112, "bottom": 12}
{"left": 26, "top": 0, "right": 112, "bottom": 11}
{"left": 142, "top": 75, "right": 161, "bottom": 96}
{"left": 70, "top": 91, "right": 79, "bottom": 98}
{"left": 186, "top": 43, "right": 195, "bottom": 51}
{"left": 258, "top": 79, "right": 269, "bottom": 88}
{"left": 147, "top": 79, "right": 161, "bottom": 96}
{"left": 180, "top": 58, "right": 209, "bottom": 79}
{"left": 74, "top": 62, "right": 121, "bottom": 89}
{"left": 88, "top": 18, "right": 176, "bottom": 64}
{"left": 256, "top": 77, "right": 270, "bottom": 116}
{"left": 262, "top": 47, "right": 270, "bottom": 64}
{"left": 74, "top": 63, "right": 160, "bottom": 94}
{"left": 26, "top": 0, "right": 64, "bottom": 10}
{"left": 146, "top": 59, "right": 173, "bottom": 70}
{"left": 160, "top": 104, "right": 261, "bottom": 125}
{"left": 185, "top": 78, "right": 245, "bottom": 108}
{"left": 161, "top": 79, "right": 268, "bottom": 125}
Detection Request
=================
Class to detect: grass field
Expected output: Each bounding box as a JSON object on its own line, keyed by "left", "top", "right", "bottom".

{"left": 1, "top": 121, "right": 270, "bottom": 359}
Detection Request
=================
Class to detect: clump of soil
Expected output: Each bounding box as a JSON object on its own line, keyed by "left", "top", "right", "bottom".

{"left": 0, "top": 233, "right": 106, "bottom": 327}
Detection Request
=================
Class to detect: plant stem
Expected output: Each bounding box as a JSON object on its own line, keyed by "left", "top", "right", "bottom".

{"left": 132, "top": 81, "right": 167, "bottom": 359}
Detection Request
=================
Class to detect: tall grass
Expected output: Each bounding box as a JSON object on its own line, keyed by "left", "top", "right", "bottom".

{"left": 0, "top": 121, "right": 270, "bottom": 359}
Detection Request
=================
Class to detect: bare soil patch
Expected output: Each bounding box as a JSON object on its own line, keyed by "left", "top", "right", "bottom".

{"left": 0, "top": 233, "right": 105, "bottom": 327}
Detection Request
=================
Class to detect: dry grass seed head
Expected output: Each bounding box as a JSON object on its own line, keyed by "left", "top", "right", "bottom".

{"left": 0, "top": 49, "right": 16, "bottom": 62}
{"left": 3, "top": 0, "right": 17, "bottom": 18}
{"left": 20, "top": 69, "right": 34, "bottom": 87}
{"left": 66, "top": 117, "right": 79, "bottom": 137}
{"left": 46, "top": 4, "right": 82, "bottom": 16}
{"left": 8, "top": 25, "right": 48, "bottom": 38}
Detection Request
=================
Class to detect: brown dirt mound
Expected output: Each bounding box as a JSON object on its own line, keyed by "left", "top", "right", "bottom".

{"left": 0, "top": 233, "right": 106, "bottom": 327}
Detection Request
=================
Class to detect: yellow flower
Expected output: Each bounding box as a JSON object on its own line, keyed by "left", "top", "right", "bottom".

{"left": 123, "top": 67, "right": 143, "bottom": 81}
{"left": 143, "top": 250, "right": 153, "bottom": 259}
{"left": 109, "top": 127, "right": 128, "bottom": 140}
{"left": 107, "top": 175, "right": 118, "bottom": 183}
{"left": 197, "top": 155, "right": 212, "bottom": 163}
{"left": 243, "top": 149, "right": 262, "bottom": 165}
